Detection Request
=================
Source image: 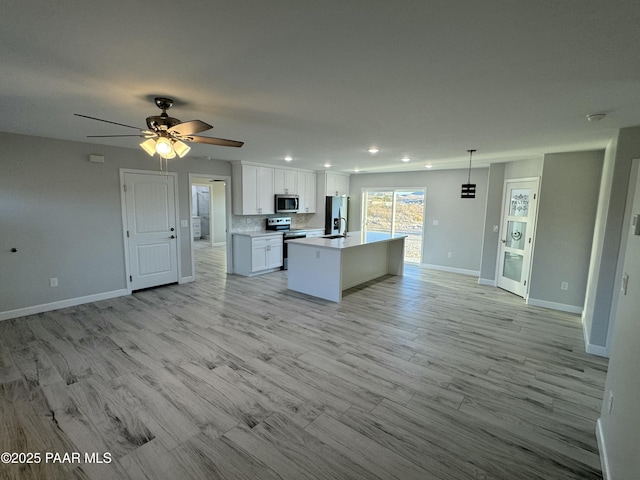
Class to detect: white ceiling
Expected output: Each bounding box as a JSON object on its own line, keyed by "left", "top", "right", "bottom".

{"left": 2, "top": 1, "right": 639, "bottom": 173}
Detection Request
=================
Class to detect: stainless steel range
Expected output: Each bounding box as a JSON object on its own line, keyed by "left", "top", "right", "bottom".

{"left": 266, "top": 217, "right": 306, "bottom": 270}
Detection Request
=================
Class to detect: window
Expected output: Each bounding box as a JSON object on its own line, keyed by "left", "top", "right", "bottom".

{"left": 362, "top": 188, "right": 425, "bottom": 263}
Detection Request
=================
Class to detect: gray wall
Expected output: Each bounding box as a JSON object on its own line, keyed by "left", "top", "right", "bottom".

{"left": 0, "top": 131, "right": 230, "bottom": 316}
{"left": 528, "top": 151, "right": 603, "bottom": 309}
{"left": 349, "top": 168, "right": 489, "bottom": 273}
{"left": 504, "top": 156, "right": 543, "bottom": 179}
{"left": 583, "top": 126, "right": 640, "bottom": 353}
{"left": 598, "top": 159, "right": 640, "bottom": 479}
{"left": 479, "top": 163, "right": 505, "bottom": 283}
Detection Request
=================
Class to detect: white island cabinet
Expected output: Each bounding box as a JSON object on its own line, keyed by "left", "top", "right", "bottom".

{"left": 232, "top": 232, "right": 283, "bottom": 276}
{"left": 286, "top": 231, "right": 406, "bottom": 302}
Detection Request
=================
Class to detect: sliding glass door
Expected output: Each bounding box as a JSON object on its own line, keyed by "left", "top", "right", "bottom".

{"left": 362, "top": 188, "right": 425, "bottom": 263}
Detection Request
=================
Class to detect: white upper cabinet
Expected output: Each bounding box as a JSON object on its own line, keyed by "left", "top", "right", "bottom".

{"left": 233, "top": 162, "right": 318, "bottom": 216}
{"left": 232, "top": 163, "right": 275, "bottom": 215}
{"left": 298, "top": 171, "right": 317, "bottom": 213}
{"left": 274, "top": 168, "right": 298, "bottom": 194}
{"left": 325, "top": 172, "right": 350, "bottom": 197}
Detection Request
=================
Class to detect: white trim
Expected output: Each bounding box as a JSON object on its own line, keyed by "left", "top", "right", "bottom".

{"left": 582, "top": 326, "right": 610, "bottom": 357}
{"left": 423, "top": 264, "right": 480, "bottom": 277}
{"left": 526, "top": 297, "right": 583, "bottom": 314}
{"left": 596, "top": 418, "right": 611, "bottom": 480}
{"left": 0, "top": 289, "right": 129, "bottom": 322}
{"left": 478, "top": 277, "right": 497, "bottom": 286}
{"left": 179, "top": 276, "right": 195, "bottom": 284}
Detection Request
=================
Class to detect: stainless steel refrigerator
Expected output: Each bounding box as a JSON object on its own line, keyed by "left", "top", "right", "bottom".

{"left": 325, "top": 196, "right": 350, "bottom": 235}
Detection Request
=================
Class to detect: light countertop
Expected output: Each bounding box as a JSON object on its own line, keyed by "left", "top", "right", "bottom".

{"left": 286, "top": 231, "right": 406, "bottom": 250}
{"left": 231, "top": 230, "right": 284, "bottom": 237}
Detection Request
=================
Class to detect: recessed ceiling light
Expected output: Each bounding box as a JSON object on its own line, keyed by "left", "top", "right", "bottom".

{"left": 324, "top": 163, "right": 332, "bottom": 168}
{"left": 284, "top": 156, "right": 293, "bottom": 162}
{"left": 401, "top": 157, "right": 411, "bottom": 163}
{"left": 367, "top": 147, "right": 380, "bottom": 154}
{"left": 354, "top": 168, "right": 360, "bottom": 173}
{"left": 425, "top": 164, "right": 433, "bottom": 169}
{"left": 586, "top": 113, "right": 606, "bottom": 122}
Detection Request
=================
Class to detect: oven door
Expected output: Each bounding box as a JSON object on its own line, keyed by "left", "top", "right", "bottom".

{"left": 283, "top": 233, "right": 306, "bottom": 270}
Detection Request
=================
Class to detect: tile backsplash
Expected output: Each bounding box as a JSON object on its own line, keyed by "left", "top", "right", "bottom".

{"left": 231, "top": 213, "right": 317, "bottom": 232}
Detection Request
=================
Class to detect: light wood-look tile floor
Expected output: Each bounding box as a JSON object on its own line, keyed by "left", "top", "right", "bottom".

{"left": 1, "top": 245, "right": 608, "bottom": 479}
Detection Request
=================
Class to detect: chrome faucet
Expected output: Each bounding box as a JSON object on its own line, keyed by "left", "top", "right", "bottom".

{"left": 339, "top": 217, "right": 348, "bottom": 236}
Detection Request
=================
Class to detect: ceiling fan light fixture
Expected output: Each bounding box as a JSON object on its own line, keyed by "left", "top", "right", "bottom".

{"left": 155, "top": 137, "right": 173, "bottom": 156}
{"left": 140, "top": 138, "right": 157, "bottom": 156}
{"left": 173, "top": 139, "right": 191, "bottom": 158}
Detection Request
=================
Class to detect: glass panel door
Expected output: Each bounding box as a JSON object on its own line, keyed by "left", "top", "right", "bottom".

{"left": 363, "top": 188, "right": 425, "bottom": 263}
{"left": 364, "top": 191, "right": 393, "bottom": 241}
{"left": 497, "top": 179, "right": 539, "bottom": 298}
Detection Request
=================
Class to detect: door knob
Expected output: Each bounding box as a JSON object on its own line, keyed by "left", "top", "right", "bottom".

{"left": 170, "top": 227, "right": 175, "bottom": 231}
{"left": 501, "top": 239, "right": 506, "bottom": 243}
{"left": 170, "top": 235, "right": 176, "bottom": 239}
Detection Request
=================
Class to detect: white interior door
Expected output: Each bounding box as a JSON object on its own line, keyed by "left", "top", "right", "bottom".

{"left": 123, "top": 171, "right": 179, "bottom": 291}
{"left": 497, "top": 179, "right": 539, "bottom": 297}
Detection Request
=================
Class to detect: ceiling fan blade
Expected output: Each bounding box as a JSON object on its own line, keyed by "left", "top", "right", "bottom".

{"left": 168, "top": 120, "right": 213, "bottom": 136}
{"left": 86, "top": 134, "right": 148, "bottom": 138}
{"left": 186, "top": 135, "right": 244, "bottom": 147}
{"left": 74, "top": 113, "right": 144, "bottom": 131}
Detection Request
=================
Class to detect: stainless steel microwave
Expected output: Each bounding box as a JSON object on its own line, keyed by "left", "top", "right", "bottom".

{"left": 275, "top": 194, "right": 299, "bottom": 213}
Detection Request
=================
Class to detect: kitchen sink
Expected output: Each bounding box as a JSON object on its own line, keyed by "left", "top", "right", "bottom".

{"left": 323, "top": 234, "right": 346, "bottom": 239}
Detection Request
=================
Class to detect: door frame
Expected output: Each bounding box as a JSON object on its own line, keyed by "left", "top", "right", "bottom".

{"left": 188, "top": 173, "right": 233, "bottom": 275}
{"left": 119, "top": 168, "right": 181, "bottom": 294}
{"left": 496, "top": 176, "right": 540, "bottom": 299}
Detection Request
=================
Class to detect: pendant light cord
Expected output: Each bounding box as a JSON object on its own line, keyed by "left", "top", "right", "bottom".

{"left": 467, "top": 149, "right": 476, "bottom": 184}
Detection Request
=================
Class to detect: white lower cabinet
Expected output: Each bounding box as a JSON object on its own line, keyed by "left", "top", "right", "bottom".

{"left": 233, "top": 233, "right": 283, "bottom": 276}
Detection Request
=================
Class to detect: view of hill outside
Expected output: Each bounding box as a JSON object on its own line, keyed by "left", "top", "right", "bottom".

{"left": 363, "top": 190, "right": 425, "bottom": 263}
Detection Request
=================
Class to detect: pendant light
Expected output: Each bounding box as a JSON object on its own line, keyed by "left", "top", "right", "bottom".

{"left": 461, "top": 149, "right": 476, "bottom": 199}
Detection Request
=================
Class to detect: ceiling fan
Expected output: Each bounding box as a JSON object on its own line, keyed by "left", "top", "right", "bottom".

{"left": 75, "top": 97, "right": 243, "bottom": 159}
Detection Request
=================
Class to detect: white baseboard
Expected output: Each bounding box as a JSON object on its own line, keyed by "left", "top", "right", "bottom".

{"left": 596, "top": 418, "right": 611, "bottom": 480}
{"left": 423, "top": 264, "right": 480, "bottom": 277}
{"left": 526, "top": 297, "right": 583, "bottom": 314}
{"left": 478, "top": 278, "right": 497, "bottom": 286}
{"left": 583, "top": 323, "right": 610, "bottom": 357}
{"left": 179, "top": 276, "right": 195, "bottom": 284}
{"left": 0, "top": 289, "right": 130, "bottom": 322}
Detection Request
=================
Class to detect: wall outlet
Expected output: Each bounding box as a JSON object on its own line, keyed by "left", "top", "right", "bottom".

{"left": 561, "top": 281, "right": 568, "bottom": 291}
{"left": 447, "top": 252, "right": 453, "bottom": 258}
{"left": 50, "top": 277, "right": 58, "bottom": 287}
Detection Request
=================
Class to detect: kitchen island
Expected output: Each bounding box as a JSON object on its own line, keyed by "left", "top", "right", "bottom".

{"left": 286, "top": 231, "right": 406, "bottom": 302}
